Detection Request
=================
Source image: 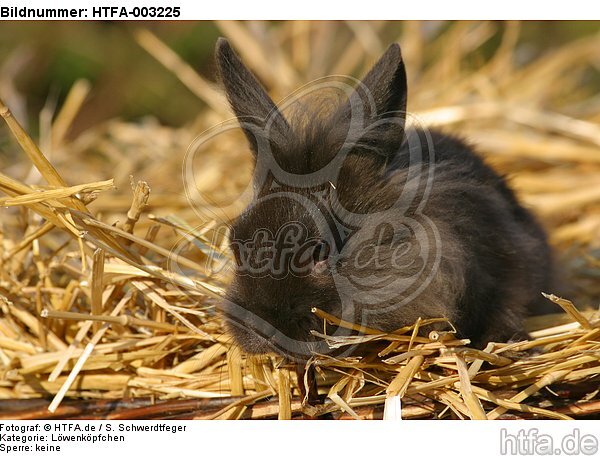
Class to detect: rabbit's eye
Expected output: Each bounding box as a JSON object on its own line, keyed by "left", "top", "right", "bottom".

{"left": 312, "top": 240, "right": 330, "bottom": 263}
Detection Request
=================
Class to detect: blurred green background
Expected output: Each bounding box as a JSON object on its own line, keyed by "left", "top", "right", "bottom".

{"left": 0, "top": 21, "right": 598, "bottom": 137}
{"left": 0, "top": 22, "right": 220, "bottom": 135}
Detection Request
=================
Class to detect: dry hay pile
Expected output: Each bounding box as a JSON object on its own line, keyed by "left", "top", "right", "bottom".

{"left": 0, "top": 21, "right": 599, "bottom": 420}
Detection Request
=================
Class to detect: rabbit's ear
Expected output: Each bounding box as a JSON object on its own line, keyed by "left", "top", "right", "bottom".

{"left": 350, "top": 43, "right": 407, "bottom": 123}
{"left": 215, "top": 38, "right": 289, "bottom": 155}
{"left": 331, "top": 43, "right": 407, "bottom": 172}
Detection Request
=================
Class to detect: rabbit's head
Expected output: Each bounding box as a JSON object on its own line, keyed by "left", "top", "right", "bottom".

{"left": 215, "top": 39, "right": 435, "bottom": 359}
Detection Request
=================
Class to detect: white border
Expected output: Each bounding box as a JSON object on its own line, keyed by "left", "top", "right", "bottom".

{"left": 0, "top": 0, "right": 598, "bottom": 19}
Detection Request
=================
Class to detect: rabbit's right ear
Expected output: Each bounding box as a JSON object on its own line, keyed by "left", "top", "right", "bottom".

{"left": 332, "top": 43, "right": 407, "bottom": 171}
{"left": 351, "top": 43, "right": 407, "bottom": 122}
{"left": 215, "top": 38, "right": 289, "bottom": 155}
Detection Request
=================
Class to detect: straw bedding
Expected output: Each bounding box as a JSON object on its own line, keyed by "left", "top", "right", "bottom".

{"left": 0, "top": 21, "right": 599, "bottom": 419}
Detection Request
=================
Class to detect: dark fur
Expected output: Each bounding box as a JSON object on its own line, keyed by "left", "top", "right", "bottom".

{"left": 215, "top": 38, "right": 553, "bottom": 356}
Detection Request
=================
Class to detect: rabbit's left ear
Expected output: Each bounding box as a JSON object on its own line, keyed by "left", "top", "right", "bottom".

{"left": 348, "top": 43, "right": 407, "bottom": 124}
{"left": 215, "top": 38, "right": 290, "bottom": 156}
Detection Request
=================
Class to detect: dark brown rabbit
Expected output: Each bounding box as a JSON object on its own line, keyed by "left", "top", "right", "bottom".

{"left": 215, "top": 38, "right": 553, "bottom": 359}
